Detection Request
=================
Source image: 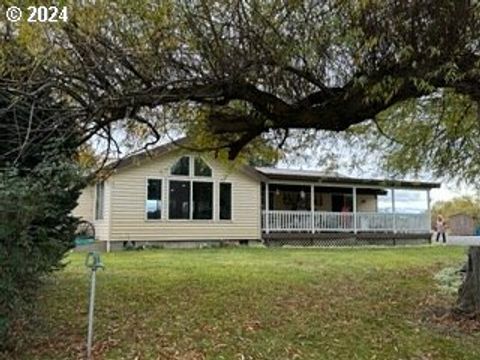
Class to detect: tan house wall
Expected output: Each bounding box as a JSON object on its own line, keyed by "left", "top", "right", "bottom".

{"left": 357, "top": 194, "right": 377, "bottom": 212}
{"left": 73, "top": 181, "right": 111, "bottom": 242}
{"left": 314, "top": 193, "right": 376, "bottom": 212}
{"left": 273, "top": 192, "right": 376, "bottom": 212}
{"left": 107, "top": 151, "right": 261, "bottom": 242}
{"left": 73, "top": 186, "right": 93, "bottom": 222}
{"left": 72, "top": 148, "right": 383, "bottom": 245}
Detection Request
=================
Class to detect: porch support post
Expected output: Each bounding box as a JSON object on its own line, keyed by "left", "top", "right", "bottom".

{"left": 265, "top": 183, "right": 270, "bottom": 234}
{"left": 311, "top": 185, "right": 315, "bottom": 233}
{"left": 391, "top": 188, "right": 396, "bottom": 233}
{"left": 353, "top": 186, "right": 357, "bottom": 233}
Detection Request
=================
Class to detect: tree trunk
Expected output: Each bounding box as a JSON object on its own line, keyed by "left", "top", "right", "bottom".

{"left": 456, "top": 246, "right": 480, "bottom": 315}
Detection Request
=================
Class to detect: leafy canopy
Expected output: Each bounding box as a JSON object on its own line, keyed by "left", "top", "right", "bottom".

{"left": 2, "top": 0, "right": 480, "bottom": 179}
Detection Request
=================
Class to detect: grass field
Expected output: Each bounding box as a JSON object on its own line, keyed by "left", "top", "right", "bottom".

{"left": 15, "top": 246, "right": 480, "bottom": 359}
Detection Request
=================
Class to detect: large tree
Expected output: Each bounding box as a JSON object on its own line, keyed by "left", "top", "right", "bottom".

{"left": 2, "top": 0, "right": 480, "bottom": 319}
{"left": 0, "top": 42, "right": 85, "bottom": 347}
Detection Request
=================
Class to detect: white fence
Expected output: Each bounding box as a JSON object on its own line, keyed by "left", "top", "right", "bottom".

{"left": 262, "top": 211, "right": 430, "bottom": 233}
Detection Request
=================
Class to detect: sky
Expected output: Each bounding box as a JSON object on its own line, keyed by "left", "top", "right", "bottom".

{"left": 430, "top": 183, "right": 476, "bottom": 203}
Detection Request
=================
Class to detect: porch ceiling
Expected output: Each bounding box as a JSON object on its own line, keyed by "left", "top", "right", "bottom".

{"left": 256, "top": 167, "right": 440, "bottom": 190}
{"left": 269, "top": 184, "right": 386, "bottom": 195}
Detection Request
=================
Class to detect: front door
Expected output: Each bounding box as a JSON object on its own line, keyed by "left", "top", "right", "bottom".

{"left": 331, "top": 194, "right": 353, "bottom": 212}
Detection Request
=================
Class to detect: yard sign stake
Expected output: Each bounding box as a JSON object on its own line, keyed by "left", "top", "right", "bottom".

{"left": 85, "top": 252, "right": 104, "bottom": 359}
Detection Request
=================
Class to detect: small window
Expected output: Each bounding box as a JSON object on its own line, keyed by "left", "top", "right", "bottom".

{"left": 146, "top": 179, "right": 162, "bottom": 219}
{"left": 193, "top": 182, "right": 213, "bottom": 219}
{"left": 171, "top": 156, "right": 190, "bottom": 176}
{"left": 220, "top": 183, "right": 232, "bottom": 220}
{"left": 95, "top": 181, "right": 105, "bottom": 220}
{"left": 194, "top": 157, "right": 212, "bottom": 177}
{"left": 169, "top": 181, "right": 190, "bottom": 219}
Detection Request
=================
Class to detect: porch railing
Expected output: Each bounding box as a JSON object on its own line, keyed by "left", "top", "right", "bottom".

{"left": 262, "top": 210, "right": 430, "bottom": 233}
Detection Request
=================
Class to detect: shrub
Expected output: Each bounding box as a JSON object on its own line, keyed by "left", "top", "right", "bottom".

{"left": 0, "top": 152, "right": 84, "bottom": 350}
{"left": 434, "top": 266, "right": 464, "bottom": 295}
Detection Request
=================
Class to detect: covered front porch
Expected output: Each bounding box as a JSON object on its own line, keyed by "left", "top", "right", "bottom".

{"left": 261, "top": 183, "right": 432, "bottom": 234}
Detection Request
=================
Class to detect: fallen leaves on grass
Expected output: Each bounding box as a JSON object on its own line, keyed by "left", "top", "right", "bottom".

{"left": 423, "top": 305, "right": 480, "bottom": 335}
{"left": 8, "top": 247, "right": 480, "bottom": 359}
{"left": 242, "top": 320, "right": 262, "bottom": 332}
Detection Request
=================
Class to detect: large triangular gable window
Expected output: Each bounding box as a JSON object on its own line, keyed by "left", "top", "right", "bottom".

{"left": 194, "top": 157, "right": 212, "bottom": 177}
{"left": 170, "top": 156, "right": 212, "bottom": 177}
{"left": 168, "top": 156, "right": 213, "bottom": 220}
{"left": 170, "top": 156, "right": 190, "bottom": 176}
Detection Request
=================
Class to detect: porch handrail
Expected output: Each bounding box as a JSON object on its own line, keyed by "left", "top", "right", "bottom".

{"left": 263, "top": 210, "right": 311, "bottom": 232}
{"left": 262, "top": 210, "right": 430, "bottom": 233}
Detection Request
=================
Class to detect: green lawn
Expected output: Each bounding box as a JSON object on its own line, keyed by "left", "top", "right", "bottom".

{"left": 19, "top": 246, "right": 480, "bottom": 359}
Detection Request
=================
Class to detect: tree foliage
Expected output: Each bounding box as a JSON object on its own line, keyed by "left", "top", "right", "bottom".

{"left": 432, "top": 196, "right": 480, "bottom": 224}
{"left": 354, "top": 91, "right": 480, "bottom": 182}
{"left": 2, "top": 0, "right": 479, "bottom": 164}
{"left": 0, "top": 156, "right": 83, "bottom": 349}
{"left": 0, "top": 43, "right": 85, "bottom": 349}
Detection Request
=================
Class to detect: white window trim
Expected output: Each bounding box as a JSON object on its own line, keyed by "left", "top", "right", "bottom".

{"left": 167, "top": 178, "right": 215, "bottom": 221}
{"left": 170, "top": 155, "right": 214, "bottom": 178}
{"left": 170, "top": 155, "right": 191, "bottom": 177}
{"left": 145, "top": 177, "right": 164, "bottom": 221}
{"left": 166, "top": 155, "right": 215, "bottom": 221}
{"left": 94, "top": 181, "right": 105, "bottom": 221}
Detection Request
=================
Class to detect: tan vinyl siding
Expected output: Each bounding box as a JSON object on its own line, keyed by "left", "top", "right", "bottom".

{"left": 109, "top": 151, "right": 261, "bottom": 242}
{"left": 357, "top": 194, "right": 377, "bottom": 212}
{"left": 312, "top": 192, "right": 376, "bottom": 212}
{"left": 72, "top": 186, "right": 93, "bottom": 222}
{"left": 72, "top": 181, "right": 111, "bottom": 242}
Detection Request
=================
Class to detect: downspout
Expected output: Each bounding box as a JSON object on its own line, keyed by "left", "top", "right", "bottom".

{"left": 107, "top": 180, "right": 113, "bottom": 253}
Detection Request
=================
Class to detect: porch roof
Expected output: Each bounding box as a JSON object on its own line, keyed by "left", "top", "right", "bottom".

{"left": 255, "top": 167, "right": 440, "bottom": 190}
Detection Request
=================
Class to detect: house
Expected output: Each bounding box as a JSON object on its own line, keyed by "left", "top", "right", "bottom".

{"left": 448, "top": 213, "right": 476, "bottom": 236}
{"left": 73, "top": 140, "right": 440, "bottom": 250}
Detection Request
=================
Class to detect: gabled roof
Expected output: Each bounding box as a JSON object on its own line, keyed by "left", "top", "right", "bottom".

{"left": 105, "top": 138, "right": 267, "bottom": 181}
{"left": 255, "top": 167, "right": 440, "bottom": 190}
{"left": 106, "top": 138, "right": 190, "bottom": 171}
{"left": 104, "top": 139, "right": 440, "bottom": 190}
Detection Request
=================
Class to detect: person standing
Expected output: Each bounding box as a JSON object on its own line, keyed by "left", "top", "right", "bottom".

{"left": 436, "top": 215, "right": 447, "bottom": 243}
{"left": 341, "top": 203, "right": 351, "bottom": 229}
